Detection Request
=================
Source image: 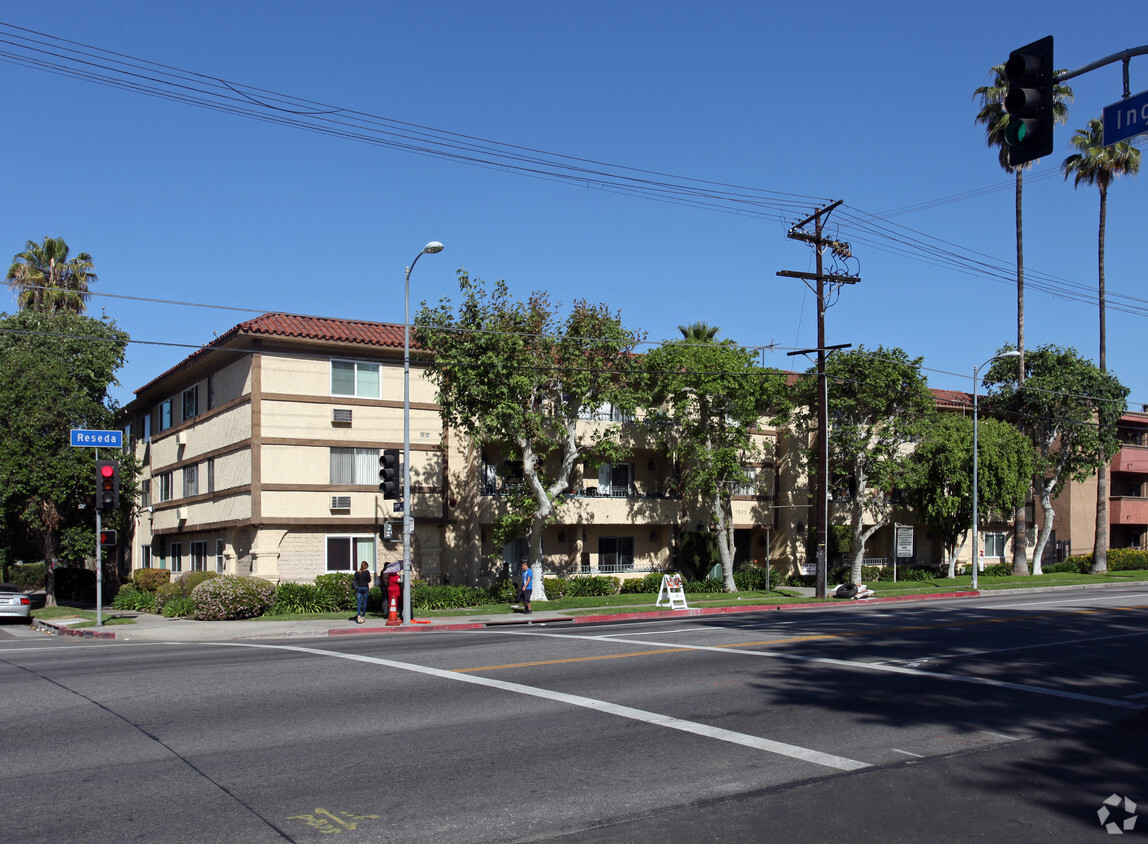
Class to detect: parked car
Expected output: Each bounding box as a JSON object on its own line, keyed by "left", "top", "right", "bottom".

{"left": 0, "top": 583, "right": 32, "bottom": 623}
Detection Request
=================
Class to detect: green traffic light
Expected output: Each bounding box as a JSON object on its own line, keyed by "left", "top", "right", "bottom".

{"left": 1005, "top": 119, "right": 1028, "bottom": 147}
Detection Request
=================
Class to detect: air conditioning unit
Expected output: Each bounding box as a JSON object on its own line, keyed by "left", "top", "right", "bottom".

{"left": 330, "top": 495, "right": 352, "bottom": 510}
{"left": 176, "top": 507, "right": 188, "bottom": 520}
{"left": 332, "top": 408, "right": 353, "bottom": 424}
{"left": 175, "top": 431, "right": 186, "bottom": 445}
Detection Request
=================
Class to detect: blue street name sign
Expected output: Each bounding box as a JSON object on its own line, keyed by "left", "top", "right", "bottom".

{"left": 1103, "top": 89, "right": 1148, "bottom": 146}
{"left": 70, "top": 429, "right": 123, "bottom": 448}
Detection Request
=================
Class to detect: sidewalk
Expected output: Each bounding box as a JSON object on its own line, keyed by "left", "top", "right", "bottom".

{"left": 29, "top": 584, "right": 966, "bottom": 642}
{"left": 31, "top": 579, "right": 1145, "bottom": 643}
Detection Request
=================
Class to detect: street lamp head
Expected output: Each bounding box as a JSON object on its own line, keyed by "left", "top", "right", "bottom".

{"left": 422, "top": 241, "right": 445, "bottom": 255}
{"left": 997, "top": 350, "right": 1021, "bottom": 360}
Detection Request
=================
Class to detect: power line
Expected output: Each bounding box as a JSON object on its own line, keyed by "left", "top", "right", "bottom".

{"left": 1, "top": 21, "right": 1140, "bottom": 315}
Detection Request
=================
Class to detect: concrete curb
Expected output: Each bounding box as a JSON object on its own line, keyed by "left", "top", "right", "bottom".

{"left": 29, "top": 582, "right": 1143, "bottom": 641}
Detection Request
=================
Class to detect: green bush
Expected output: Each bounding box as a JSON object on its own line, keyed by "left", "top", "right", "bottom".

{"left": 272, "top": 582, "right": 340, "bottom": 614}
{"left": 682, "top": 577, "right": 724, "bottom": 593}
{"left": 161, "top": 596, "right": 196, "bottom": 618}
{"left": 542, "top": 577, "right": 566, "bottom": 599}
{"left": 562, "top": 575, "right": 620, "bottom": 597}
{"left": 1043, "top": 558, "right": 1090, "bottom": 574}
{"left": 192, "top": 576, "right": 275, "bottom": 620}
{"left": 181, "top": 571, "right": 220, "bottom": 591}
{"left": 733, "top": 566, "right": 784, "bottom": 591}
{"left": 154, "top": 582, "right": 183, "bottom": 613}
{"left": 618, "top": 572, "right": 667, "bottom": 594}
{"left": 133, "top": 568, "right": 171, "bottom": 592}
{"left": 489, "top": 579, "right": 518, "bottom": 603}
{"left": 315, "top": 572, "right": 355, "bottom": 611}
{"left": 411, "top": 583, "right": 491, "bottom": 610}
{"left": 112, "top": 584, "right": 156, "bottom": 612}
{"left": 9, "top": 563, "right": 46, "bottom": 591}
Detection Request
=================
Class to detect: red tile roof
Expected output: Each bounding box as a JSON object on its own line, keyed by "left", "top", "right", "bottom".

{"left": 135, "top": 313, "right": 408, "bottom": 396}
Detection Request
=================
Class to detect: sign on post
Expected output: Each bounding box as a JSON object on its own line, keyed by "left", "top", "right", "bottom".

{"left": 70, "top": 429, "right": 123, "bottom": 448}
{"left": 895, "top": 524, "right": 914, "bottom": 558}
{"left": 1103, "top": 89, "right": 1148, "bottom": 146}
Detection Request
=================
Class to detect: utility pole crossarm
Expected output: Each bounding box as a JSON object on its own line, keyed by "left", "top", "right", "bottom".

{"left": 776, "top": 270, "right": 860, "bottom": 285}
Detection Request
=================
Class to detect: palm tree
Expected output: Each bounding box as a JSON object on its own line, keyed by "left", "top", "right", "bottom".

{"left": 678, "top": 322, "right": 719, "bottom": 343}
{"left": 1062, "top": 117, "right": 1141, "bottom": 574}
{"left": 974, "top": 65, "right": 1071, "bottom": 575}
{"left": 6, "top": 237, "right": 97, "bottom": 314}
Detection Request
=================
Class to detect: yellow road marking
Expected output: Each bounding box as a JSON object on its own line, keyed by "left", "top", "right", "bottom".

{"left": 452, "top": 604, "right": 1148, "bottom": 674}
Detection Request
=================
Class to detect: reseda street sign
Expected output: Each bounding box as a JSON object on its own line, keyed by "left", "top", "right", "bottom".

{"left": 70, "top": 428, "right": 123, "bottom": 448}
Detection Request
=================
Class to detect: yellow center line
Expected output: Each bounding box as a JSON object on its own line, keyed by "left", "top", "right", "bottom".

{"left": 451, "top": 604, "right": 1148, "bottom": 674}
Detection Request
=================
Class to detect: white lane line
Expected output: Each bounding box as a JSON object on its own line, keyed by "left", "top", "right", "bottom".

{"left": 206, "top": 641, "right": 869, "bottom": 772}
{"left": 1126, "top": 691, "right": 1148, "bottom": 700}
{"left": 500, "top": 630, "right": 1144, "bottom": 710}
{"left": 890, "top": 749, "right": 924, "bottom": 758}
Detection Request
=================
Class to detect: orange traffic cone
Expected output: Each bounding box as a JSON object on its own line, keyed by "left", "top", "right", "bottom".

{"left": 385, "top": 595, "right": 401, "bottom": 626}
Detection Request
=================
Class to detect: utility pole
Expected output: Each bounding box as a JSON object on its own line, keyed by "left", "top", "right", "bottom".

{"left": 779, "top": 200, "right": 859, "bottom": 599}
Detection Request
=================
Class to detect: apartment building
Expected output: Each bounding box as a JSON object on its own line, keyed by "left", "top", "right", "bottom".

{"left": 120, "top": 313, "right": 793, "bottom": 585}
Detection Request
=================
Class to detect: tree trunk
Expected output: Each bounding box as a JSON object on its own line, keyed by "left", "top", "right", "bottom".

{"left": 1011, "top": 168, "right": 1029, "bottom": 576}
{"left": 945, "top": 533, "right": 968, "bottom": 579}
{"left": 713, "top": 492, "right": 736, "bottom": 592}
{"left": 1032, "top": 483, "right": 1056, "bottom": 575}
{"left": 1093, "top": 186, "right": 1109, "bottom": 574}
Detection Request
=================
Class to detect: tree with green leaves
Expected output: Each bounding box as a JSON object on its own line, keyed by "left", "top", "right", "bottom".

{"left": 677, "top": 322, "right": 720, "bottom": 343}
{"left": 903, "top": 413, "right": 1035, "bottom": 577}
{"left": 1062, "top": 117, "right": 1141, "bottom": 573}
{"left": 6, "top": 237, "right": 98, "bottom": 314}
{"left": 643, "top": 333, "right": 788, "bottom": 591}
{"left": 792, "top": 346, "right": 935, "bottom": 584}
{"left": 975, "top": 64, "right": 1071, "bottom": 576}
{"left": 0, "top": 309, "right": 131, "bottom": 604}
{"left": 985, "top": 344, "right": 1128, "bottom": 574}
{"left": 415, "top": 272, "right": 643, "bottom": 599}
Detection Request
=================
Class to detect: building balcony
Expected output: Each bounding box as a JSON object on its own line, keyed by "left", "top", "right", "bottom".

{"left": 1109, "top": 496, "right": 1148, "bottom": 527}
{"left": 1112, "top": 445, "right": 1148, "bottom": 475}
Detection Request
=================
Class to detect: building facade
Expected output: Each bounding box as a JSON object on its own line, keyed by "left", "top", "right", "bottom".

{"left": 120, "top": 313, "right": 794, "bottom": 585}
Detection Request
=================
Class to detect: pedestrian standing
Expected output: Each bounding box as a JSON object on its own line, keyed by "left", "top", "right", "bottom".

{"left": 353, "top": 561, "right": 371, "bottom": 624}
{"left": 518, "top": 561, "right": 533, "bottom": 615}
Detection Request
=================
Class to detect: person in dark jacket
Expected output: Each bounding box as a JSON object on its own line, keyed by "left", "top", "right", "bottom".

{"left": 353, "top": 561, "right": 372, "bottom": 623}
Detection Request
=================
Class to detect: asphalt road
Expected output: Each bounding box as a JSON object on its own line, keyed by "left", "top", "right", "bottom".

{"left": 3, "top": 588, "right": 1147, "bottom": 843}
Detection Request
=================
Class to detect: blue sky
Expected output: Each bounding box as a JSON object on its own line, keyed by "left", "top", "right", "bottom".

{"left": 2, "top": 2, "right": 1144, "bottom": 409}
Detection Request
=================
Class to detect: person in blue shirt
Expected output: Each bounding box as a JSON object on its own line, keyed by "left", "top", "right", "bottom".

{"left": 517, "top": 561, "right": 533, "bottom": 615}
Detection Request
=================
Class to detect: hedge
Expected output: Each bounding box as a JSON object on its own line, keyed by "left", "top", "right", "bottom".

{"left": 191, "top": 576, "right": 275, "bottom": 620}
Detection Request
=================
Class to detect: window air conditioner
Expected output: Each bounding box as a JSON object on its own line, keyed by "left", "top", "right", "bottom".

{"left": 332, "top": 408, "right": 353, "bottom": 424}
{"left": 175, "top": 431, "right": 186, "bottom": 445}
{"left": 176, "top": 507, "right": 188, "bottom": 520}
{"left": 331, "top": 495, "right": 352, "bottom": 510}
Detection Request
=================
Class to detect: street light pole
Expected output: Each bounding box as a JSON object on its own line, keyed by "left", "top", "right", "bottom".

{"left": 402, "top": 241, "right": 444, "bottom": 624}
{"left": 971, "top": 350, "right": 1021, "bottom": 591}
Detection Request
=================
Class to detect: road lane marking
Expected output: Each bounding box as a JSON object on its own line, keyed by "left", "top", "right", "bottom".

{"left": 208, "top": 641, "right": 870, "bottom": 772}
{"left": 882, "top": 629, "right": 1148, "bottom": 664}
{"left": 891, "top": 749, "right": 924, "bottom": 758}
{"left": 497, "top": 630, "right": 1144, "bottom": 710}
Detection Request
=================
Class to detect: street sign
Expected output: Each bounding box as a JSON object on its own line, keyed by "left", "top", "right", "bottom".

{"left": 895, "top": 524, "right": 914, "bottom": 558}
{"left": 70, "top": 429, "right": 123, "bottom": 448}
{"left": 393, "top": 502, "right": 404, "bottom": 512}
{"left": 1103, "top": 89, "right": 1148, "bottom": 146}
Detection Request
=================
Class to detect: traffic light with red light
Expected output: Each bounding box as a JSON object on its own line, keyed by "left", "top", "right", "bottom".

{"left": 1004, "top": 35, "right": 1055, "bottom": 167}
{"left": 95, "top": 459, "right": 121, "bottom": 510}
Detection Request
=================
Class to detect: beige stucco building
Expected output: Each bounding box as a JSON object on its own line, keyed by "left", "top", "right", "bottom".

{"left": 120, "top": 313, "right": 795, "bottom": 585}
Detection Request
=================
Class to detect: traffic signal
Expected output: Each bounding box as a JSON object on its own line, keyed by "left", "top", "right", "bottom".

{"left": 379, "top": 448, "right": 401, "bottom": 499}
{"left": 1004, "top": 35, "right": 1055, "bottom": 167}
{"left": 99, "top": 529, "right": 117, "bottom": 547}
{"left": 95, "top": 460, "right": 120, "bottom": 510}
